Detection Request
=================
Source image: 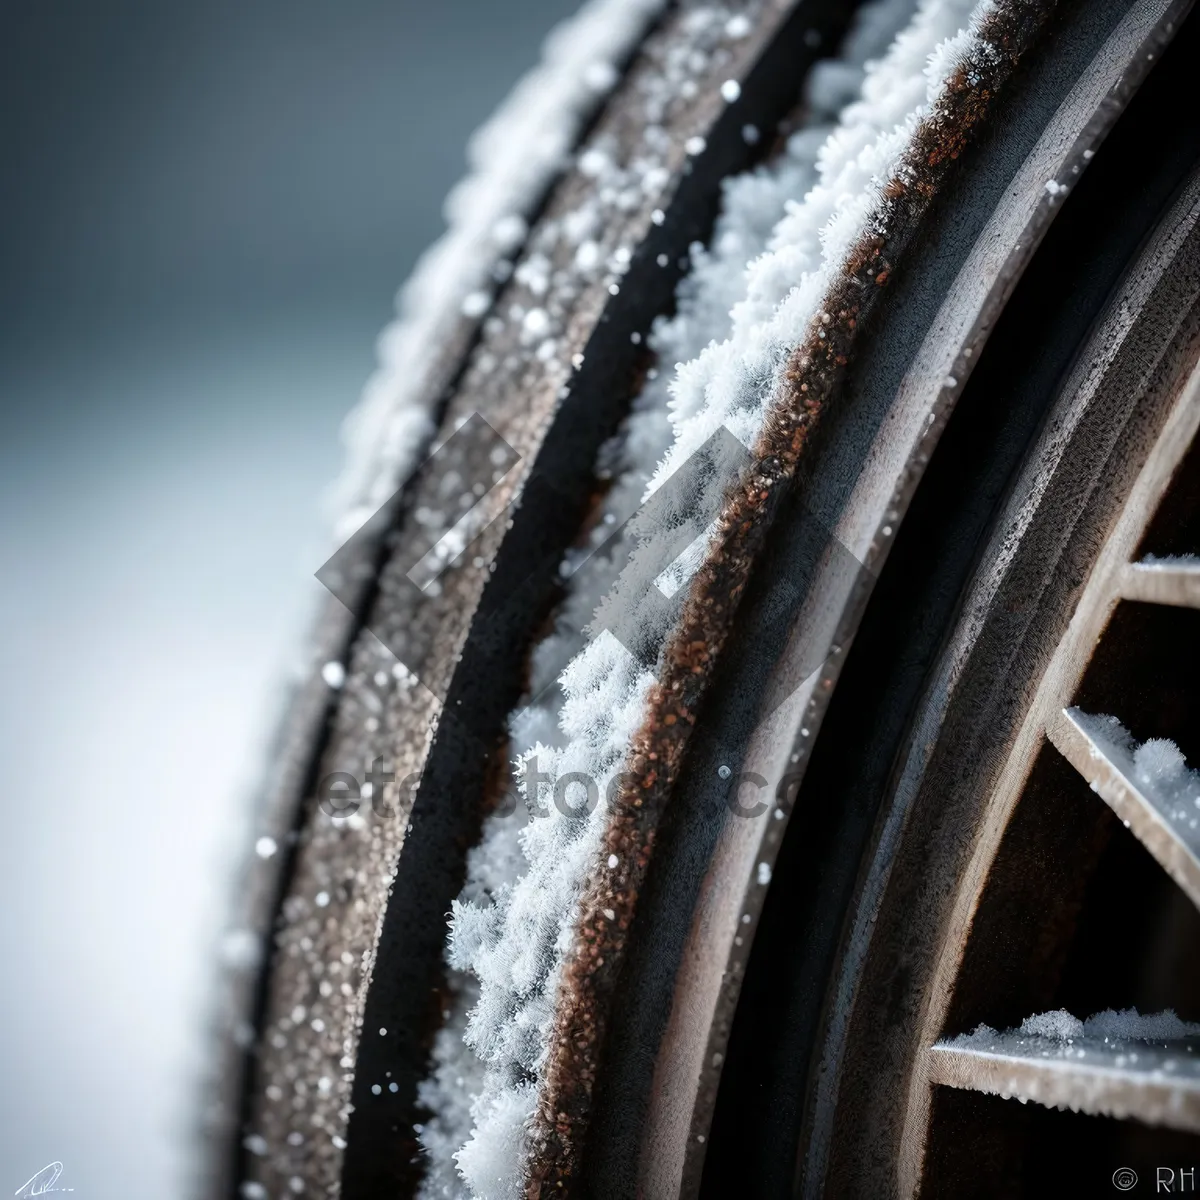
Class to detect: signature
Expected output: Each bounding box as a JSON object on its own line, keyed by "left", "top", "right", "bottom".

{"left": 14, "top": 1163, "right": 73, "bottom": 1196}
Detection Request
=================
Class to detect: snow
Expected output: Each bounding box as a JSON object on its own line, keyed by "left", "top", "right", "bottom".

{"left": 414, "top": 0, "right": 1011, "bottom": 1193}
{"left": 1085, "top": 1009, "right": 1200, "bottom": 1041}
{"left": 1071, "top": 710, "right": 1200, "bottom": 850}
{"left": 1141, "top": 553, "right": 1200, "bottom": 566}
{"left": 1020, "top": 1010, "right": 1083, "bottom": 1040}
{"left": 644, "top": 0, "right": 994, "bottom": 499}
{"left": 415, "top": 976, "right": 489, "bottom": 1200}
{"left": 329, "top": 0, "right": 667, "bottom": 542}
{"left": 724, "top": 13, "right": 752, "bottom": 39}
{"left": 219, "top": 928, "right": 261, "bottom": 970}
{"left": 938, "top": 1010, "right": 1200, "bottom": 1117}
{"left": 956, "top": 1008, "right": 1200, "bottom": 1047}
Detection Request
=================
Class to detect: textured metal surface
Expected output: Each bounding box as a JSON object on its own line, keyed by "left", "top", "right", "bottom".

{"left": 525, "top": 1, "right": 1066, "bottom": 1187}
{"left": 227, "top": 1, "right": 856, "bottom": 1196}
{"left": 1120, "top": 558, "right": 1200, "bottom": 607}
{"left": 217, "top": 0, "right": 1200, "bottom": 1195}
{"left": 929, "top": 1038, "right": 1200, "bottom": 1132}
{"left": 663, "top": 0, "right": 1200, "bottom": 1194}
{"left": 794, "top": 10, "right": 1200, "bottom": 1190}
{"left": 906, "top": 265, "right": 1200, "bottom": 1185}
{"left": 1050, "top": 707, "right": 1200, "bottom": 909}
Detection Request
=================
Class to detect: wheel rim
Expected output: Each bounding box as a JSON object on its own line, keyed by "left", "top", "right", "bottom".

{"left": 213, "top": 0, "right": 1200, "bottom": 1196}
{"left": 798, "top": 46, "right": 1200, "bottom": 1200}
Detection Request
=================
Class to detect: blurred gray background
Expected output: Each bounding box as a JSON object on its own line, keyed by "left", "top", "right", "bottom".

{"left": 0, "top": 1, "right": 573, "bottom": 1194}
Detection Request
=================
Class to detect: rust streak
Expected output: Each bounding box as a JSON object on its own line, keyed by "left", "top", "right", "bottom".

{"left": 523, "top": 1, "right": 1057, "bottom": 1191}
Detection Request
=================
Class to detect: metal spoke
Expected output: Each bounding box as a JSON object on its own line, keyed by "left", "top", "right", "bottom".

{"left": 929, "top": 1035, "right": 1200, "bottom": 1132}
{"left": 1048, "top": 707, "right": 1200, "bottom": 909}
{"left": 216, "top": 0, "right": 1200, "bottom": 1193}
{"left": 1119, "top": 558, "right": 1200, "bottom": 607}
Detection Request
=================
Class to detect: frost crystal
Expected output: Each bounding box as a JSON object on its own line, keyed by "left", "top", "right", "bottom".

{"left": 953, "top": 1007, "right": 1200, "bottom": 1046}
{"left": 330, "top": 0, "right": 666, "bottom": 541}
{"left": 1071, "top": 709, "right": 1200, "bottom": 849}
{"left": 416, "top": 0, "right": 1006, "bottom": 1193}
{"left": 1020, "top": 1010, "right": 1084, "bottom": 1040}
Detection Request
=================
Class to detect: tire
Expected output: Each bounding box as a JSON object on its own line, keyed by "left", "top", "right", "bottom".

{"left": 212, "top": 1, "right": 1200, "bottom": 1197}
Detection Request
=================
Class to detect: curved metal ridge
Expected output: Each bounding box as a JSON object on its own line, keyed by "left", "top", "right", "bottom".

{"left": 928, "top": 1038, "right": 1200, "bottom": 1131}
{"left": 222, "top": 0, "right": 1200, "bottom": 1194}
{"left": 1049, "top": 708, "right": 1200, "bottom": 909}
{"left": 233, "top": 1, "right": 853, "bottom": 1196}
{"left": 523, "top": 0, "right": 1061, "bottom": 1190}
{"left": 593, "top": 0, "right": 1200, "bottom": 1191}
{"left": 1120, "top": 557, "right": 1200, "bottom": 606}
{"left": 900, "top": 246, "right": 1200, "bottom": 1189}
{"left": 707, "top": 3, "right": 1200, "bottom": 1191}
{"left": 212, "top": 5, "right": 682, "bottom": 1177}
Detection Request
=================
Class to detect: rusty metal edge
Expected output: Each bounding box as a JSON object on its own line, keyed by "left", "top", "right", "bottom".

{"left": 523, "top": 0, "right": 1067, "bottom": 1191}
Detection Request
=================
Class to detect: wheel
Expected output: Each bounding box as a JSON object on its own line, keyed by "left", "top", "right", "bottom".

{"left": 209, "top": 0, "right": 1200, "bottom": 1196}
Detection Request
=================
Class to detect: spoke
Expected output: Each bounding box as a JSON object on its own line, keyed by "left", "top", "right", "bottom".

{"left": 1047, "top": 708, "right": 1200, "bottom": 909}
{"left": 1118, "top": 557, "right": 1200, "bottom": 608}
{"left": 929, "top": 1033, "right": 1200, "bottom": 1131}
